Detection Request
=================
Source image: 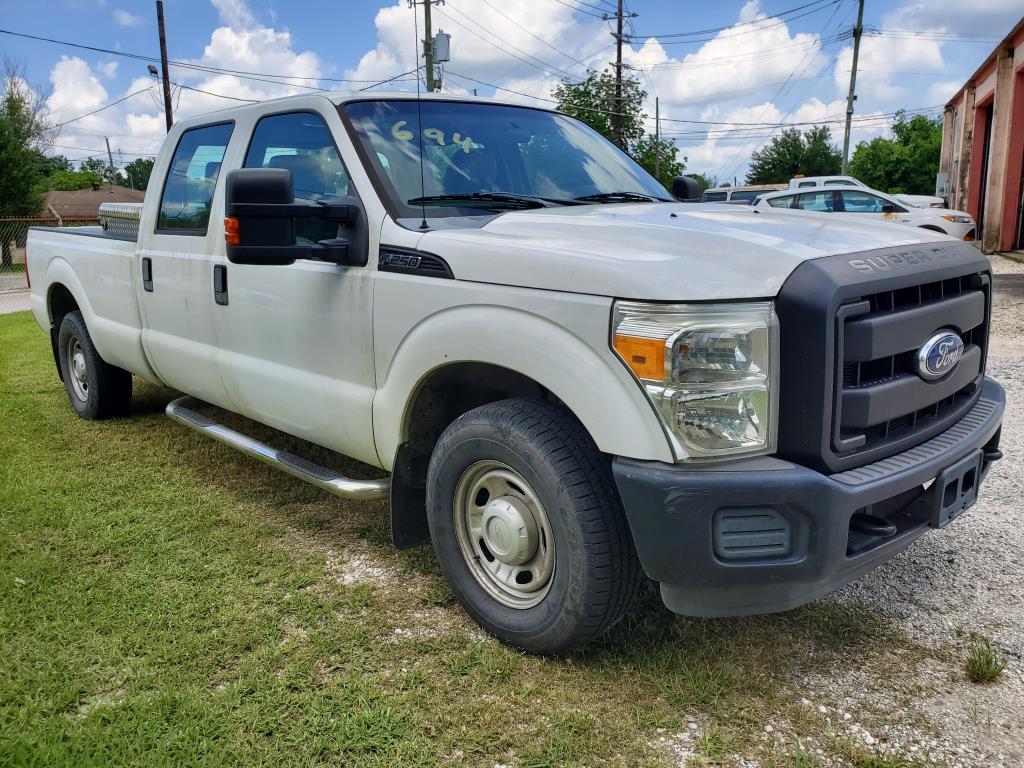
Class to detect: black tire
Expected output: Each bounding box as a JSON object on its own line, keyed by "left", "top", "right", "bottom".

{"left": 426, "top": 398, "right": 642, "bottom": 654}
{"left": 56, "top": 310, "right": 132, "bottom": 420}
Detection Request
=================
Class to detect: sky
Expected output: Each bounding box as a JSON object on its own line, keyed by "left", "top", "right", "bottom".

{"left": 1, "top": 0, "right": 1021, "bottom": 184}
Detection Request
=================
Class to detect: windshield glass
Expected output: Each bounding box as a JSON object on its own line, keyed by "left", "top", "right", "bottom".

{"left": 343, "top": 100, "right": 669, "bottom": 219}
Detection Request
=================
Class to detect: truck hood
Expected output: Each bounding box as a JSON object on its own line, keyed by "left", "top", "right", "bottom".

{"left": 414, "top": 203, "right": 951, "bottom": 301}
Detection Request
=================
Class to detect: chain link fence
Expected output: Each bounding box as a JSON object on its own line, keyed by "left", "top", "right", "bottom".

{"left": 1, "top": 217, "right": 98, "bottom": 315}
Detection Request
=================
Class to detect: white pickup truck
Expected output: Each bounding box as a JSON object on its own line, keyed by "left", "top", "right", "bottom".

{"left": 27, "top": 92, "right": 1005, "bottom": 654}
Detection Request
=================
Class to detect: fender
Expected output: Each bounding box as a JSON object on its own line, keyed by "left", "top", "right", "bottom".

{"left": 43, "top": 256, "right": 162, "bottom": 384}
{"left": 372, "top": 304, "right": 675, "bottom": 470}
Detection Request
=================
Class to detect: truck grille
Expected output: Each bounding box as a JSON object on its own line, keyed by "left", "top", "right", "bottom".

{"left": 775, "top": 242, "right": 992, "bottom": 474}
{"left": 833, "top": 274, "right": 988, "bottom": 461}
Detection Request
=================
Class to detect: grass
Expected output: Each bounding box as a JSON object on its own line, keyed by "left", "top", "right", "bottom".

{"left": 965, "top": 634, "right": 1006, "bottom": 684}
{"left": 0, "top": 310, "right": 936, "bottom": 766}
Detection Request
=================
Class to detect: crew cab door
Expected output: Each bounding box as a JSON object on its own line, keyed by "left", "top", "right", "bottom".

{"left": 137, "top": 121, "right": 236, "bottom": 408}
{"left": 211, "top": 109, "right": 378, "bottom": 466}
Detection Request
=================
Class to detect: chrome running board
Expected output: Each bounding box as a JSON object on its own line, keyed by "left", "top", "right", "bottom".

{"left": 166, "top": 396, "right": 390, "bottom": 501}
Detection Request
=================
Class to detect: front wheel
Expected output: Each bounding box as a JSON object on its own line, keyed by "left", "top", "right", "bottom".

{"left": 426, "top": 398, "right": 642, "bottom": 654}
{"left": 57, "top": 311, "right": 132, "bottom": 419}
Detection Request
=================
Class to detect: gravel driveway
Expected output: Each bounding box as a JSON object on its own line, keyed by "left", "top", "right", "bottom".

{"left": 822, "top": 254, "right": 1024, "bottom": 768}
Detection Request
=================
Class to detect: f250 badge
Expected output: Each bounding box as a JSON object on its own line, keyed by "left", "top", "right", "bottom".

{"left": 917, "top": 330, "right": 964, "bottom": 380}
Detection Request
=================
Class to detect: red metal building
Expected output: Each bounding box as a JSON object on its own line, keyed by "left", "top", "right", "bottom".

{"left": 940, "top": 16, "right": 1024, "bottom": 254}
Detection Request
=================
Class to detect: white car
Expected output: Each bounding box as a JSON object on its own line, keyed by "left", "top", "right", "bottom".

{"left": 757, "top": 185, "right": 976, "bottom": 241}
{"left": 789, "top": 175, "right": 945, "bottom": 209}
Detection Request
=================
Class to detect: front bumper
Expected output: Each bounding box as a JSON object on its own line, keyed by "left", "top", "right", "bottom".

{"left": 612, "top": 376, "right": 1005, "bottom": 617}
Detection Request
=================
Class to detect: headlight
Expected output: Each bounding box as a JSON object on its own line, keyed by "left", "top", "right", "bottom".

{"left": 941, "top": 214, "right": 973, "bottom": 224}
{"left": 612, "top": 301, "right": 778, "bottom": 460}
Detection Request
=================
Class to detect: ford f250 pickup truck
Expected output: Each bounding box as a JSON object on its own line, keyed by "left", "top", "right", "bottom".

{"left": 27, "top": 93, "right": 1005, "bottom": 654}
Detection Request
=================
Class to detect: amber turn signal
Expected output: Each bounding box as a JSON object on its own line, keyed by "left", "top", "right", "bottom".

{"left": 613, "top": 334, "right": 665, "bottom": 380}
{"left": 224, "top": 216, "right": 240, "bottom": 246}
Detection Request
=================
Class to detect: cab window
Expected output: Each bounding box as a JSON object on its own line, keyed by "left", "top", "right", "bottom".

{"left": 728, "top": 190, "right": 761, "bottom": 204}
{"left": 767, "top": 194, "right": 796, "bottom": 208}
{"left": 157, "top": 122, "right": 233, "bottom": 234}
{"left": 244, "top": 111, "right": 351, "bottom": 242}
{"left": 702, "top": 191, "right": 727, "bottom": 202}
{"left": 795, "top": 191, "right": 835, "bottom": 212}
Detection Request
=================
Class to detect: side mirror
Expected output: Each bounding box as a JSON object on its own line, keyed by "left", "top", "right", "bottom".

{"left": 224, "top": 167, "right": 367, "bottom": 266}
{"left": 881, "top": 203, "right": 896, "bottom": 214}
{"left": 671, "top": 176, "right": 702, "bottom": 202}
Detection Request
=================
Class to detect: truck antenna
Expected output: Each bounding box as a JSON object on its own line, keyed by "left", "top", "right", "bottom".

{"left": 413, "top": 2, "right": 428, "bottom": 231}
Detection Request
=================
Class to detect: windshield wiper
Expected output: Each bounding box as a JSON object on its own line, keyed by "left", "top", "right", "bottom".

{"left": 574, "top": 191, "right": 669, "bottom": 203}
{"left": 407, "top": 192, "right": 571, "bottom": 209}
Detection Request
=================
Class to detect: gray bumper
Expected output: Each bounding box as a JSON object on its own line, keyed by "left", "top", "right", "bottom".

{"left": 612, "top": 377, "right": 1005, "bottom": 617}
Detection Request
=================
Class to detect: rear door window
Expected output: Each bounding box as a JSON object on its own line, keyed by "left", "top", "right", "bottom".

{"left": 157, "top": 122, "right": 233, "bottom": 234}
{"left": 766, "top": 194, "right": 796, "bottom": 208}
{"left": 795, "top": 191, "right": 835, "bottom": 212}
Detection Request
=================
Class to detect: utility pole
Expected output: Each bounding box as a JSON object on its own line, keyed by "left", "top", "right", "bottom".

{"left": 841, "top": 0, "right": 864, "bottom": 174}
{"left": 156, "top": 1, "right": 173, "bottom": 131}
{"left": 104, "top": 137, "right": 115, "bottom": 185}
{"left": 654, "top": 96, "right": 660, "bottom": 181}
{"left": 423, "top": 0, "right": 435, "bottom": 92}
{"left": 613, "top": 0, "right": 624, "bottom": 148}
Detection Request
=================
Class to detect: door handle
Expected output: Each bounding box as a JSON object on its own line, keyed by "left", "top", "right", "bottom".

{"left": 213, "top": 264, "right": 228, "bottom": 306}
{"left": 141, "top": 257, "right": 153, "bottom": 292}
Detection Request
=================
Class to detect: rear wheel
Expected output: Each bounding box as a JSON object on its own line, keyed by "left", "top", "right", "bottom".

{"left": 57, "top": 311, "right": 132, "bottom": 419}
{"left": 426, "top": 398, "right": 642, "bottom": 654}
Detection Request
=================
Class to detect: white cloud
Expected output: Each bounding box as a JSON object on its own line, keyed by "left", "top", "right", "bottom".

{"left": 112, "top": 9, "right": 143, "bottom": 27}
{"left": 97, "top": 61, "right": 119, "bottom": 79}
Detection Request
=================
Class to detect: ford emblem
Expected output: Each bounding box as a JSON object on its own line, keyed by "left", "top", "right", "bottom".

{"left": 917, "top": 330, "right": 964, "bottom": 380}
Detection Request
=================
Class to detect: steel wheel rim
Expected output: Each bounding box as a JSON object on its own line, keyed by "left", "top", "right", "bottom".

{"left": 67, "top": 336, "right": 89, "bottom": 402}
{"left": 453, "top": 460, "right": 555, "bottom": 609}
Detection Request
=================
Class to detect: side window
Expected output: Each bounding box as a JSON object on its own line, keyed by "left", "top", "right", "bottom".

{"left": 244, "top": 112, "right": 350, "bottom": 243}
{"left": 795, "top": 191, "right": 834, "bottom": 212}
{"left": 840, "top": 191, "right": 888, "bottom": 212}
{"left": 702, "top": 191, "right": 727, "bottom": 202}
{"left": 767, "top": 194, "right": 796, "bottom": 208}
{"left": 824, "top": 180, "right": 847, "bottom": 186}
{"left": 157, "top": 122, "right": 233, "bottom": 234}
{"left": 798, "top": 181, "right": 815, "bottom": 188}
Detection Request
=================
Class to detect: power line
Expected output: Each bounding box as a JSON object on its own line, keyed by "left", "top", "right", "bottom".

{"left": 0, "top": 27, "right": 410, "bottom": 88}
{"left": 633, "top": 0, "right": 834, "bottom": 39}
{"left": 54, "top": 86, "right": 154, "bottom": 127}
{"left": 435, "top": 3, "right": 579, "bottom": 81}
{"left": 633, "top": 0, "right": 842, "bottom": 45}
{"left": 475, "top": 0, "right": 592, "bottom": 70}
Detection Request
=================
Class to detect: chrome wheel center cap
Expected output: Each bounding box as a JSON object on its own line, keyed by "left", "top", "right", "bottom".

{"left": 480, "top": 496, "right": 538, "bottom": 566}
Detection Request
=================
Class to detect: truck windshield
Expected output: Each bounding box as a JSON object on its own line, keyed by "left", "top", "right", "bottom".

{"left": 343, "top": 100, "right": 670, "bottom": 220}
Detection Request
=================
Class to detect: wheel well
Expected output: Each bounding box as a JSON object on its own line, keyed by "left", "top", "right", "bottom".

{"left": 48, "top": 283, "right": 79, "bottom": 327}
{"left": 389, "top": 362, "right": 554, "bottom": 549}
{"left": 47, "top": 283, "right": 80, "bottom": 380}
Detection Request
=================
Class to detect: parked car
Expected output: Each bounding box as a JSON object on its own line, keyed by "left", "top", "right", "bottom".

{"left": 789, "top": 175, "right": 945, "bottom": 209}
{"left": 700, "top": 184, "right": 785, "bottom": 204}
{"left": 26, "top": 92, "right": 1004, "bottom": 654}
{"left": 756, "top": 185, "right": 976, "bottom": 240}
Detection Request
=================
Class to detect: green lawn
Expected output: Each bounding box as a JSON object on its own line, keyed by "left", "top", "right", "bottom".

{"left": 0, "top": 311, "right": 931, "bottom": 767}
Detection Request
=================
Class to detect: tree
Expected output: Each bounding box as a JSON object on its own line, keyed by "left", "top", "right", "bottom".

{"left": 631, "top": 134, "right": 685, "bottom": 190}
{"left": 687, "top": 173, "right": 717, "bottom": 193}
{"left": 554, "top": 69, "right": 646, "bottom": 149}
{"left": 124, "top": 157, "right": 155, "bottom": 191}
{"left": 553, "top": 69, "right": 685, "bottom": 191}
{"left": 39, "top": 153, "right": 73, "bottom": 176}
{"left": 0, "top": 60, "right": 55, "bottom": 264}
{"left": 746, "top": 125, "right": 841, "bottom": 184}
{"left": 849, "top": 110, "right": 942, "bottom": 195}
{"left": 79, "top": 157, "right": 107, "bottom": 176}
{"left": 46, "top": 169, "right": 103, "bottom": 191}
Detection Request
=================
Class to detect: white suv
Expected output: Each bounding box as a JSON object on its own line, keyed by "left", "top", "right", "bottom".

{"left": 756, "top": 185, "right": 976, "bottom": 241}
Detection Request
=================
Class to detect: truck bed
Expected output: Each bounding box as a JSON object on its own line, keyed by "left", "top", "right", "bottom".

{"left": 27, "top": 223, "right": 153, "bottom": 381}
